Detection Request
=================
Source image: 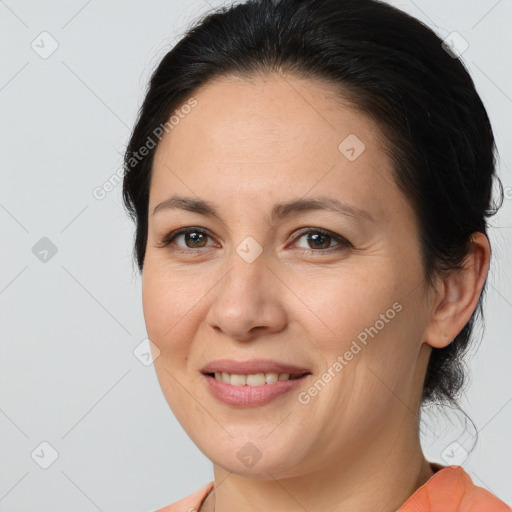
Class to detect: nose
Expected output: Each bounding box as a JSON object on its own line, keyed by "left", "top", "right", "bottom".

{"left": 205, "top": 250, "right": 288, "bottom": 342}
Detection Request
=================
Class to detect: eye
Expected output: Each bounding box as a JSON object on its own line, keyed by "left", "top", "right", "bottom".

{"left": 291, "top": 228, "right": 351, "bottom": 253}
{"left": 157, "top": 227, "right": 215, "bottom": 253}
{"left": 156, "top": 227, "right": 351, "bottom": 255}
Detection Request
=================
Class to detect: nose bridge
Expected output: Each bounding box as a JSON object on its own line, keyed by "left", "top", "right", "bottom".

{"left": 220, "top": 237, "right": 269, "bottom": 302}
{"left": 222, "top": 210, "right": 270, "bottom": 285}
{"left": 206, "top": 236, "right": 285, "bottom": 339}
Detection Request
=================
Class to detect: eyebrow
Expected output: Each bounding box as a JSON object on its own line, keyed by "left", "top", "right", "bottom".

{"left": 152, "top": 195, "right": 375, "bottom": 223}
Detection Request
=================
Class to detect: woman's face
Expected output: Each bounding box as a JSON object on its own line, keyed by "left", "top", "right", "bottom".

{"left": 142, "top": 73, "right": 436, "bottom": 478}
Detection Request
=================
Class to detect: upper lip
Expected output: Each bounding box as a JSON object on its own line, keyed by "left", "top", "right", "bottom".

{"left": 201, "top": 359, "right": 311, "bottom": 376}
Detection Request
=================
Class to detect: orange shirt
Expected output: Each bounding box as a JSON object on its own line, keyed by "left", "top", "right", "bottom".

{"left": 156, "top": 462, "right": 511, "bottom": 512}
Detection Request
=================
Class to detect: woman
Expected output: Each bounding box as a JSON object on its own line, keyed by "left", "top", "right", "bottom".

{"left": 122, "top": 0, "right": 511, "bottom": 510}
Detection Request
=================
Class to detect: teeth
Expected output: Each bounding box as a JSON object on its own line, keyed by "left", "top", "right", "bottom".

{"left": 212, "top": 371, "right": 300, "bottom": 386}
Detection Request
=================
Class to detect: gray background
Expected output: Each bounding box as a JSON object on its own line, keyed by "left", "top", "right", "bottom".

{"left": 0, "top": 0, "right": 511, "bottom": 510}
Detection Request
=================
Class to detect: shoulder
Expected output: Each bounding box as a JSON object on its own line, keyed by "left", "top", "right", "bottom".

{"left": 153, "top": 481, "right": 214, "bottom": 512}
{"left": 399, "top": 464, "right": 511, "bottom": 512}
{"left": 456, "top": 468, "right": 511, "bottom": 512}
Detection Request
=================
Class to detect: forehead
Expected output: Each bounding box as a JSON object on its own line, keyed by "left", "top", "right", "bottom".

{"left": 150, "top": 74, "right": 400, "bottom": 222}
{"left": 155, "top": 73, "right": 385, "bottom": 158}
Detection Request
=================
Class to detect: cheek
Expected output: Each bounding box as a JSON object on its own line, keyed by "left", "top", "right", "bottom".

{"left": 293, "top": 264, "right": 400, "bottom": 346}
{"left": 141, "top": 257, "right": 217, "bottom": 370}
{"left": 142, "top": 262, "right": 194, "bottom": 350}
{"left": 141, "top": 263, "right": 210, "bottom": 415}
{"left": 294, "top": 261, "right": 422, "bottom": 390}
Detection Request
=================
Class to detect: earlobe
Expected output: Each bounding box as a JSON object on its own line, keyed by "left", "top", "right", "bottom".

{"left": 424, "top": 232, "right": 490, "bottom": 349}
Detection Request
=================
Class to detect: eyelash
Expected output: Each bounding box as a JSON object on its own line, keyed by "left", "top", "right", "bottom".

{"left": 156, "top": 226, "right": 352, "bottom": 255}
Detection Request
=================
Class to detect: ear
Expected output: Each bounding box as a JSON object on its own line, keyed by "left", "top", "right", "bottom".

{"left": 424, "top": 232, "right": 491, "bottom": 349}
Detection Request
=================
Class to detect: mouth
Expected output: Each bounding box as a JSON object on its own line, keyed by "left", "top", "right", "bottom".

{"left": 201, "top": 370, "right": 312, "bottom": 407}
{"left": 199, "top": 359, "right": 312, "bottom": 406}
{"left": 203, "top": 371, "right": 311, "bottom": 386}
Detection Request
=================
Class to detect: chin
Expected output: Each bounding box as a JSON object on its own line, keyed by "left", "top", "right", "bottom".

{"left": 198, "top": 434, "right": 309, "bottom": 479}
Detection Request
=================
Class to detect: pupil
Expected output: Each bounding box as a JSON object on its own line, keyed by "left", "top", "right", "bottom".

{"left": 187, "top": 232, "right": 206, "bottom": 247}
{"left": 309, "top": 232, "right": 329, "bottom": 249}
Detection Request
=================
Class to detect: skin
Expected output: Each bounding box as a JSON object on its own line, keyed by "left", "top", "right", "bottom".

{"left": 142, "top": 72, "right": 491, "bottom": 512}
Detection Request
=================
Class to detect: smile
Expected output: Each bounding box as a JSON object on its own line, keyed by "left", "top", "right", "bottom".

{"left": 202, "top": 372, "right": 311, "bottom": 407}
{"left": 209, "top": 371, "right": 307, "bottom": 386}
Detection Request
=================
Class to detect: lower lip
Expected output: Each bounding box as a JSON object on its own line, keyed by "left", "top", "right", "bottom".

{"left": 202, "top": 373, "right": 309, "bottom": 407}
